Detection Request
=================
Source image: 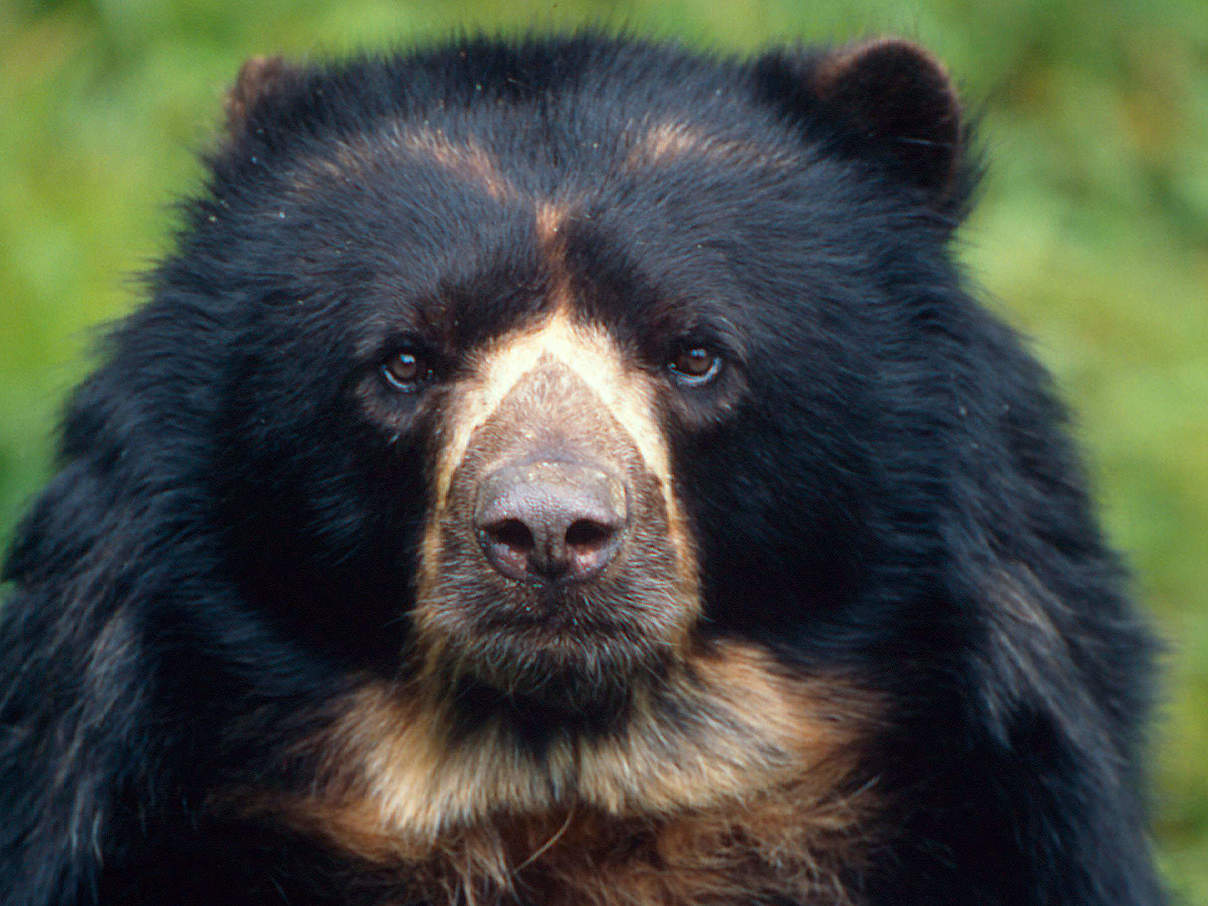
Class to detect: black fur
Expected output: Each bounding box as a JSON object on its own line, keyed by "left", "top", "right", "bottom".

{"left": 1, "top": 34, "right": 1162, "bottom": 905}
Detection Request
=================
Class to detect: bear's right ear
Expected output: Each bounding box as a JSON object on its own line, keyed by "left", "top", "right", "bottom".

{"left": 756, "top": 38, "right": 969, "bottom": 213}
{"left": 224, "top": 55, "right": 303, "bottom": 138}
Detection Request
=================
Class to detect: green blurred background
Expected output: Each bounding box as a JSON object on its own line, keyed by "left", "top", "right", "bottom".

{"left": 1, "top": 0, "right": 1204, "bottom": 898}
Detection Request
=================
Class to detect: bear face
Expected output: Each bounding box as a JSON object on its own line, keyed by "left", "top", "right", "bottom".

{"left": 208, "top": 38, "right": 965, "bottom": 697}
{"left": 0, "top": 35, "right": 1162, "bottom": 906}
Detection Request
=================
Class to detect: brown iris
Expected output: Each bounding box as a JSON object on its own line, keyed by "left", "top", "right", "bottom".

{"left": 380, "top": 351, "right": 428, "bottom": 390}
{"left": 668, "top": 346, "right": 721, "bottom": 385}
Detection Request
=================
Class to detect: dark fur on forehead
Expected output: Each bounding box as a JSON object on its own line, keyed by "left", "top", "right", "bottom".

{"left": 212, "top": 34, "right": 975, "bottom": 210}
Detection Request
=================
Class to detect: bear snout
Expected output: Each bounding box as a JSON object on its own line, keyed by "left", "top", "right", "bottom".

{"left": 475, "top": 459, "right": 629, "bottom": 584}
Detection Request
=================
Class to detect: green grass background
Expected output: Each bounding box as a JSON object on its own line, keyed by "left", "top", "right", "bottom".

{"left": 1, "top": 0, "right": 1205, "bottom": 898}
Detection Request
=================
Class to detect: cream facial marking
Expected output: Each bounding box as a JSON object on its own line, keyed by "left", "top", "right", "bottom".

{"left": 625, "top": 120, "right": 797, "bottom": 170}
{"left": 400, "top": 126, "right": 516, "bottom": 200}
{"left": 412, "top": 304, "right": 702, "bottom": 680}
{"left": 250, "top": 640, "right": 880, "bottom": 847}
{"left": 432, "top": 311, "right": 670, "bottom": 511}
{"left": 289, "top": 123, "right": 517, "bottom": 200}
{"left": 535, "top": 200, "right": 565, "bottom": 248}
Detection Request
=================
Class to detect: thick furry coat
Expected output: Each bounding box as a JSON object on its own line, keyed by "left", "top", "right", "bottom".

{"left": 1, "top": 34, "right": 1162, "bottom": 905}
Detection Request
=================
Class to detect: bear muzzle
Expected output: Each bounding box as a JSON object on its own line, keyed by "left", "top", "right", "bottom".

{"left": 411, "top": 323, "right": 701, "bottom": 708}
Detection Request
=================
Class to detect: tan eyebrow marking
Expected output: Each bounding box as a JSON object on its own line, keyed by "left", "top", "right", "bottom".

{"left": 400, "top": 127, "right": 516, "bottom": 200}
{"left": 625, "top": 120, "right": 797, "bottom": 170}
{"left": 289, "top": 123, "right": 517, "bottom": 200}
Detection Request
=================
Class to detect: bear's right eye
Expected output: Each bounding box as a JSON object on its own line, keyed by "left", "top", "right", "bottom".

{"left": 668, "top": 346, "right": 723, "bottom": 387}
{"left": 380, "top": 350, "right": 433, "bottom": 391}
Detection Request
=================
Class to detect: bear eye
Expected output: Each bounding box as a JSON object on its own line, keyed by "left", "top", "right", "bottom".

{"left": 668, "top": 346, "right": 722, "bottom": 386}
{"left": 380, "top": 350, "right": 432, "bottom": 391}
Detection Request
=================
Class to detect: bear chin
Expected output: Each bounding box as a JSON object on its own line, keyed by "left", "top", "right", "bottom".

{"left": 417, "top": 593, "right": 670, "bottom": 721}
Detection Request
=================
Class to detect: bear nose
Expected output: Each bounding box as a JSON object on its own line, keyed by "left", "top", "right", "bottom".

{"left": 475, "top": 460, "right": 628, "bottom": 583}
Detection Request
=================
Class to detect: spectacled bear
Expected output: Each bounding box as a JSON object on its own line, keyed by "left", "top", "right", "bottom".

{"left": 0, "top": 34, "right": 1164, "bottom": 906}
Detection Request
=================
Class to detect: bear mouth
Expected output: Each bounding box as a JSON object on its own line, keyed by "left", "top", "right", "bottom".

{"left": 411, "top": 500, "right": 698, "bottom": 715}
{"left": 474, "top": 582, "right": 648, "bottom": 634}
{"left": 415, "top": 576, "right": 677, "bottom": 714}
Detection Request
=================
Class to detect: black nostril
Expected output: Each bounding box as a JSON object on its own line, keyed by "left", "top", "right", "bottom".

{"left": 486, "top": 518, "right": 535, "bottom": 555}
{"left": 474, "top": 460, "right": 628, "bottom": 584}
{"left": 565, "top": 519, "right": 613, "bottom": 553}
{"left": 480, "top": 517, "right": 537, "bottom": 582}
{"left": 564, "top": 518, "right": 617, "bottom": 579}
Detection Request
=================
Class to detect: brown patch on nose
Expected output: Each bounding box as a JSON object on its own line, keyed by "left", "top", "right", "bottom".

{"left": 428, "top": 313, "right": 674, "bottom": 510}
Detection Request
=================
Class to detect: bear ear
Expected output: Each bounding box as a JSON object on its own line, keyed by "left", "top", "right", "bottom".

{"left": 224, "top": 55, "right": 302, "bottom": 137}
{"left": 758, "top": 38, "right": 967, "bottom": 211}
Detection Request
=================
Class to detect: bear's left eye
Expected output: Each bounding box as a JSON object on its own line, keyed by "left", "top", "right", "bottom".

{"left": 380, "top": 350, "right": 433, "bottom": 391}
{"left": 668, "top": 346, "right": 723, "bottom": 386}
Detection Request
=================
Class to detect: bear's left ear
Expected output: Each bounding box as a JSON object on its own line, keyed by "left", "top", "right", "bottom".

{"left": 757, "top": 38, "right": 967, "bottom": 212}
